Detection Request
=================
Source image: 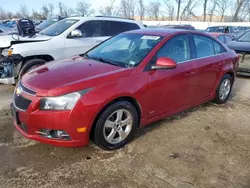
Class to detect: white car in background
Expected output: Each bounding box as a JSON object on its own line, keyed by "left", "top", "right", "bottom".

{"left": 0, "top": 16, "right": 144, "bottom": 84}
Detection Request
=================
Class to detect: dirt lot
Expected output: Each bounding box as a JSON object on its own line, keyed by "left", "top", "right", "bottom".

{"left": 0, "top": 78, "right": 250, "bottom": 188}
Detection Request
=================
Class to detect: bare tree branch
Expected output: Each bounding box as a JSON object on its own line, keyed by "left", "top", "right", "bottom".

{"left": 203, "top": 0, "right": 209, "bottom": 21}
{"left": 164, "top": 0, "right": 175, "bottom": 21}
{"left": 99, "top": 0, "right": 119, "bottom": 16}
{"left": 58, "top": 2, "right": 74, "bottom": 17}
{"left": 19, "top": 4, "right": 29, "bottom": 18}
{"left": 41, "top": 5, "right": 49, "bottom": 19}
{"left": 175, "top": 0, "right": 185, "bottom": 21}
{"left": 181, "top": 0, "right": 199, "bottom": 20}
{"left": 120, "top": 0, "right": 136, "bottom": 19}
{"left": 216, "top": 0, "right": 231, "bottom": 21}
{"left": 232, "top": 0, "right": 247, "bottom": 21}
{"left": 137, "top": 0, "right": 145, "bottom": 20}
{"left": 147, "top": 1, "right": 161, "bottom": 21}
{"left": 76, "top": 1, "right": 95, "bottom": 16}
{"left": 208, "top": 0, "right": 217, "bottom": 21}
{"left": 48, "top": 3, "right": 54, "bottom": 18}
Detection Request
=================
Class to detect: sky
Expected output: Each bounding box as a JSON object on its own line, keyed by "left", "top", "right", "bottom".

{"left": 1, "top": 0, "right": 207, "bottom": 16}
{"left": 2, "top": 0, "right": 106, "bottom": 13}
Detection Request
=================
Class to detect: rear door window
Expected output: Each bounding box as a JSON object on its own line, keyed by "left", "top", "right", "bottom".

{"left": 213, "top": 41, "right": 226, "bottom": 54}
{"left": 157, "top": 34, "right": 191, "bottom": 63}
{"left": 193, "top": 35, "right": 215, "bottom": 58}
{"left": 102, "top": 21, "right": 140, "bottom": 36}
{"left": 77, "top": 20, "right": 102, "bottom": 37}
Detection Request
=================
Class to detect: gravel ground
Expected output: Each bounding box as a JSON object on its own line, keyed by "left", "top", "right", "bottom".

{"left": 0, "top": 77, "right": 250, "bottom": 188}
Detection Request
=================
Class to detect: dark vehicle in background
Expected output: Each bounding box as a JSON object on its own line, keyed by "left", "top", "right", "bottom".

{"left": 227, "top": 30, "right": 250, "bottom": 75}
{"left": 205, "top": 26, "right": 234, "bottom": 34}
{"left": 209, "top": 33, "right": 233, "bottom": 44}
{"left": 35, "top": 17, "right": 64, "bottom": 33}
{"left": 164, "top": 24, "right": 195, "bottom": 30}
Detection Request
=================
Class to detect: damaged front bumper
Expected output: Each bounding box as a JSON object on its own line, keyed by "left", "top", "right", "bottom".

{"left": 0, "top": 54, "right": 23, "bottom": 84}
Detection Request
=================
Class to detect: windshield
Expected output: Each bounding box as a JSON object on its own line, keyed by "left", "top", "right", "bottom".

{"left": 40, "top": 19, "right": 79, "bottom": 36}
{"left": 238, "top": 31, "right": 250, "bottom": 42}
{"left": 206, "top": 27, "right": 224, "bottom": 33}
{"left": 36, "top": 18, "right": 58, "bottom": 31}
{"left": 86, "top": 33, "right": 163, "bottom": 68}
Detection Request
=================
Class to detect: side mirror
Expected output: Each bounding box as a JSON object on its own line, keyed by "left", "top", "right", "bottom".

{"left": 68, "top": 29, "right": 82, "bottom": 38}
{"left": 152, "top": 57, "right": 177, "bottom": 70}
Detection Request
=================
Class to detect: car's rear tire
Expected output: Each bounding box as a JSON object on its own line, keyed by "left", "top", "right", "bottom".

{"left": 93, "top": 101, "right": 138, "bottom": 150}
{"left": 213, "top": 74, "right": 233, "bottom": 104}
{"left": 18, "top": 59, "right": 46, "bottom": 79}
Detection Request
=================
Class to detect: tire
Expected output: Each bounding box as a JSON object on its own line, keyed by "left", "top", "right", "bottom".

{"left": 18, "top": 59, "right": 46, "bottom": 79}
{"left": 93, "top": 101, "right": 138, "bottom": 150}
{"left": 213, "top": 74, "right": 233, "bottom": 104}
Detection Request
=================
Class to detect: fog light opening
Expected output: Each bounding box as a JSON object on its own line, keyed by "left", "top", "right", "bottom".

{"left": 36, "top": 129, "right": 71, "bottom": 140}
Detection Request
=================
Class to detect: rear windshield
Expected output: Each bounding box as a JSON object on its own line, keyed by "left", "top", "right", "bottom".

{"left": 206, "top": 27, "right": 224, "bottom": 33}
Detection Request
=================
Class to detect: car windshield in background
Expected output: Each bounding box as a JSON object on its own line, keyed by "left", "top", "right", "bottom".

{"left": 206, "top": 27, "right": 224, "bottom": 33}
{"left": 40, "top": 19, "right": 79, "bottom": 36}
{"left": 36, "top": 18, "right": 58, "bottom": 31}
{"left": 237, "top": 31, "right": 250, "bottom": 42}
{"left": 86, "top": 33, "right": 163, "bottom": 68}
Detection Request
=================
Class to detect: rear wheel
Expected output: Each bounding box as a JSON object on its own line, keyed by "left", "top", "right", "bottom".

{"left": 213, "top": 74, "right": 233, "bottom": 104}
{"left": 93, "top": 101, "right": 138, "bottom": 150}
{"left": 18, "top": 59, "right": 46, "bottom": 79}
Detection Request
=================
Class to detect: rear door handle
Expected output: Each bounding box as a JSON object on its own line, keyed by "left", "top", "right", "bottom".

{"left": 96, "top": 40, "right": 103, "bottom": 43}
{"left": 185, "top": 71, "right": 196, "bottom": 76}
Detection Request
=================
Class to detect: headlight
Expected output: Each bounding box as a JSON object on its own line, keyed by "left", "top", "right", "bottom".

{"left": 2, "top": 48, "right": 13, "bottom": 56}
{"left": 39, "top": 89, "right": 91, "bottom": 110}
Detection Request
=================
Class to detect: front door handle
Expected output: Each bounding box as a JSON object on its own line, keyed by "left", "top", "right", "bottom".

{"left": 185, "top": 71, "right": 196, "bottom": 76}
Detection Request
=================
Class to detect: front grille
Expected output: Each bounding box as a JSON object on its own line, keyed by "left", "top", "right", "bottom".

{"left": 20, "top": 82, "right": 36, "bottom": 95}
{"left": 14, "top": 93, "right": 32, "bottom": 110}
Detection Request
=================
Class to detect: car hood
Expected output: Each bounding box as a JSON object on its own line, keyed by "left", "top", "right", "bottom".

{"left": 22, "top": 56, "right": 132, "bottom": 96}
{"left": 227, "top": 41, "right": 250, "bottom": 53}
{"left": 0, "top": 34, "right": 52, "bottom": 48}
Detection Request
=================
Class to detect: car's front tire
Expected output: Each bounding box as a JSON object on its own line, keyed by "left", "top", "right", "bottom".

{"left": 93, "top": 101, "right": 138, "bottom": 150}
{"left": 213, "top": 74, "right": 233, "bottom": 104}
{"left": 18, "top": 59, "right": 46, "bottom": 79}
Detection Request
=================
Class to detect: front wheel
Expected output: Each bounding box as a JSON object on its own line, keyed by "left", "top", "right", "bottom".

{"left": 18, "top": 59, "right": 46, "bottom": 79}
{"left": 213, "top": 74, "right": 233, "bottom": 104}
{"left": 93, "top": 101, "right": 138, "bottom": 150}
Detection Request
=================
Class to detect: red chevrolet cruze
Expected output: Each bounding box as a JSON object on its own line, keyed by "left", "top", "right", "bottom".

{"left": 11, "top": 29, "right": 239, "bottom": 150}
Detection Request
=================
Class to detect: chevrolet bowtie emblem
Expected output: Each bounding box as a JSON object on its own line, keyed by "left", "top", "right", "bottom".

{"left": 16, "top": 86, "right": 23, "bottom": 96}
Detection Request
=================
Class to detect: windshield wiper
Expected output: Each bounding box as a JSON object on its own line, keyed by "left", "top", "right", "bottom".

{"left": 87, "top": 56, "right": 120, "bottom": 67}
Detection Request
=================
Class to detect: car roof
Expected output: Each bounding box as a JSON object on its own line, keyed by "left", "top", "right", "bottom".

{"left": 125, "top": 28, "right": 206, "bottom": 37}
{"left": 65, "top": 16, "right": 141, "bottom": 24}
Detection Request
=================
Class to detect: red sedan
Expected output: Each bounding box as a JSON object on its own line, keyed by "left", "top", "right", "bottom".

{"left": 11, "top": 29, "right": 239, "bottom": 150}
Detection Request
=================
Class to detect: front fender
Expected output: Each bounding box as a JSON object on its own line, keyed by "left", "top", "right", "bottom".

{"left": 77, "top": 71, "right": 149, "bottom": 132}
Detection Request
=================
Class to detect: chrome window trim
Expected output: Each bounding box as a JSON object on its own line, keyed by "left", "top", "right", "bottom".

{"left": 176, "top": 51, "right": 228, "bottom": 65}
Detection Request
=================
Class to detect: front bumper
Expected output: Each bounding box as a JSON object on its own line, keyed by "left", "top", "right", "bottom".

{"left": 10, "top": 86, "right": 96, "bottom": 147}
{"left": 0, "top": 54, "right": 23, "bottom": 84}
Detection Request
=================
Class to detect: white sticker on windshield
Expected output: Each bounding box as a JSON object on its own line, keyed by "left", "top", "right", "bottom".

{"left": 141, "top": 36, "right": 160, "bottom": 40}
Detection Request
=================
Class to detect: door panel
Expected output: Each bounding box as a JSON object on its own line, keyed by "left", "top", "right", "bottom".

{"left": 191, "top": 34, "right": 224, "bottom": 101}
{"left": 65, "top": 37, "right": 108, "bottom": 57}
{"left": 191, "top": 56, "right": 222, "bottom": 100}
{"left": 146, "top": 34, "right": 197, "bottom": 117}
{"left": 148, "top": 62, "right": 197, "bottom": 117}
